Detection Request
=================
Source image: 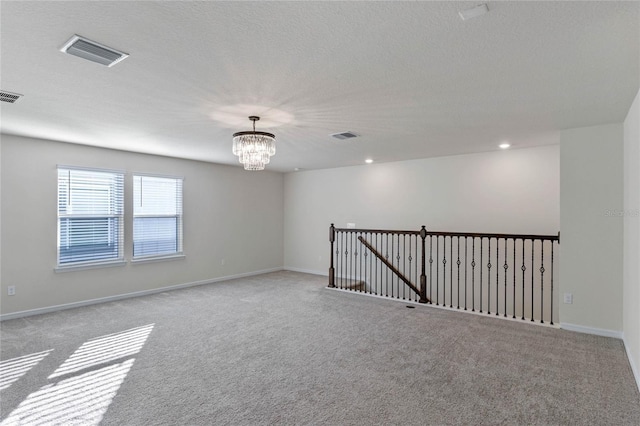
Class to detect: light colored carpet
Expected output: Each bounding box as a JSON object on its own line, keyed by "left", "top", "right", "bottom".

{"left": 1, "top": 271, "right": 639, "bottom": 425}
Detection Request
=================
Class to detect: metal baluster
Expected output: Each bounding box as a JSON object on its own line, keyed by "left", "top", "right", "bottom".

{"left": 386, "top": 233, "right": 390, "bottom": 297}
{"left": 340, "top": 231, "right": 344, "bottom": 289}
{"left": 437, "top": 236, "right": 440, "bottom": 306}
{"left": 496, "top": 237, "right": 499, "bottom": 316}
{"left": 464, "top": 237, "right": 468, "bottom": 310}
{"left": 443, "top": 237, "right": 448, "bottom": 306}
{"left": 375, "top": 233, "right": 379, "bottom": 296}
{"left": 487, "top": 238, "right": 491, "bottom": 315}
{"left": 479, "top": 238, "right": 483, "bottom": 313}
{"left": 472, "top": 238, "right": 476, "bottom": 312}
{"left": 551, "top": 241, "right": 555, "bottom": 325}
{"left": 521, "top": 238, "right": 526, "bottom": 320}
{"left": 531, "top": 239, "right": 535, "bottom": 322}
{"left": 400, "top": 234, "right": 403, "bottom": 299}
{"left": 457, "top": 236, "right": 461, "bottom": 309}
{"left": 540, "top": 240, "right": 545, "bottom": 324}
{"left": 512, "top": 238, "right": 516, "bottom": 319}
{"left": 503, "top": 238, "right": 508, "bottom": 317}
{"left": 430, "top": 235, "right": 434, "bottom": 303}
{"left": 450, "top": 237, "right": 455, "bottom": 308}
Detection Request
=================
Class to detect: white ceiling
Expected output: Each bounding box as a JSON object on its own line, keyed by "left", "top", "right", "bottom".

{"left": 1, "top": 1, "right": 638, "bottom": 172}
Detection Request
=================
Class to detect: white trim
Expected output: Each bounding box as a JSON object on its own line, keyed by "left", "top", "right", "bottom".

{"left": 623, "top": 334, "right": 640, "bottom": 393}
{"left": 1, "top": 267, "right": 283, "bottom": 321}
{"left": 55, "top": 260, "right": 127, "bottom": 273}
{"left": 130, "top": 254, "right": 185, "bottom": 264}
{"left": 132, "top": 171, "right": 185, "bottom": 181}
{"left": 284, "top": 266, "right": 327, "bottom": 276}
{"left": 560, "top": 322, "right": 623, "bottom": 339}
{"left": 57, "top": 164, "right": 126, "bottom": 175}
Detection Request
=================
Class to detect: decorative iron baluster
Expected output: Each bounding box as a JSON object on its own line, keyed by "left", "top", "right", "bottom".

{"left": 531, "top": 239, "right": 535, "bottom": 322}
{"left": 512, "top": 238, "right": 516, "bottom": 319}
{"left": 457, "top": 236, "right": 461, "bottom": 309}
{"left": 450, "top": 236, "right": 453, "bottom": 308}
{"left": 436, "top": 236, "right": 440, "bottom": 305}
{"left": 385, "top": 234, "right": 390, "bottom": 297}
{"left": 540, "top": 241, "right": 545, "bottom": 324}
{"left": 472, "top": 238, "right": 476, "bottom": 312}
{"left": 442, "top": 237, "right": 447, "bottom": 306}
{"left": 340, "top": 231, "right": 345, "bottom": 289}
{"left": 503, "top": 238, "right": 508, "bottom": 318}
{"left": 487, "top": 238, "right": 491, "bottom": 315}
{"left": 495, "top": 237, "right": 499, "bottom": 316}
{"left": 521, "top": 239, "right": 526, "bottom": 320}
{"left": 551, "top": 241, "right": 555, "bottom": 325}
{"left": 464, "top": 237, "right": 468, "bottom": 310}
{"left": 479, "top": 238, "right": 483, "bottom": 313}
{"left": 429, "top": 235, "right": 433, "bottom": 304}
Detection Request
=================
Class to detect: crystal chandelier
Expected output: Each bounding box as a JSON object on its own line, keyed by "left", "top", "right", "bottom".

{"left": 232, "top": 116, "right": 276, "bottom": 171}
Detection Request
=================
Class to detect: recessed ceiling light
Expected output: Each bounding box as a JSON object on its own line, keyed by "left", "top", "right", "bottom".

{"left": 499, "top": 143, "right": 511, "bottom": 149}
{"left": 458, "top": 4, "right": 489, "bottom": 21}
{"left": 365, "top": 159, "right": 373, "bottom": 164}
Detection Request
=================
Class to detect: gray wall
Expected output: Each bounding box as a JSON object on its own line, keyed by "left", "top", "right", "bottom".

{"left": 0, "top": 135, "right": 284, "bottom": 316}
{"left": 560, "top": 123, "right": 624, "bottom": 333}
{"left": 284, "top": 145, "right": 560, "bottom": 275}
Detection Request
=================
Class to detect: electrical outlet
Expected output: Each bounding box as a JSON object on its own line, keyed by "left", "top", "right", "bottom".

{"left": 221, "top": 259, "right": 225, "bottom": 266}
{"left": 563, "top": 293, "right": 573, "bottom": 304}
{"left": 346, "top": 223, "right": 356, "bottom": 229}
{"left": 7, "top": 286, "right": 16, "bottom": 296}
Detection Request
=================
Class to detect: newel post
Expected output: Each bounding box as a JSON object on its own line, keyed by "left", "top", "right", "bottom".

{"left": 328, "top": 223, "right": 336, "bottom": 288}
{"left": 419, "top": 226, "right": 428, "bottom": 303}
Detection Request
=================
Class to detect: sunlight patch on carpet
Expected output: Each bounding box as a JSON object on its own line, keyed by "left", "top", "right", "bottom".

{"left": 0, "top": 350, "right": 53, "bottom": 391}
{"left": 49, "top": 324, "right": 154, "bottom": 379}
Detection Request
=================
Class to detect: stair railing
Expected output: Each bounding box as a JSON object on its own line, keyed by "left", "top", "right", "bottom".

{"left": 328, "top": 224, "right": 560, "bottom": 324}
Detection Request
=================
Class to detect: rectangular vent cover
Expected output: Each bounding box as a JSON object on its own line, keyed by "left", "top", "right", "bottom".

{"left": 60, "top": 35, "right": 128, "bottom": 67}
{"left": 331, "top": 131, "right": 359, "bottom": 140}
{"left": 0, "top": 90, "right": 23, "bottom": 103}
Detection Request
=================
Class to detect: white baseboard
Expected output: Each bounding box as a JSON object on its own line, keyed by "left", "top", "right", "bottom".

{"left": 0, "top": 267, "right": 283, "bottom": 321}
{"left": 560, "top": 322, "right": 623, "bottom": 339}
{"left": 283, "top": 266, "right": 328, "bottom": 276}
{"left": 623, "top": 334, "right": 640, "bottom": 393}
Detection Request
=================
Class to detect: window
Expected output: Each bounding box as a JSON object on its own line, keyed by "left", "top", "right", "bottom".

{"left": 57, "top": 168, "right": 124, "bottom": 267}
{"left": 133, "top": 175, "right": 183, "bottom": 259}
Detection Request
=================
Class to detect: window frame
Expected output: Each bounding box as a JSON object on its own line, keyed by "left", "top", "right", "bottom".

{"left": 56, "top": 166, "right": 125, "bottom": 271}
{"left": 131, "top": 173, "right": 184, "bottom": 261}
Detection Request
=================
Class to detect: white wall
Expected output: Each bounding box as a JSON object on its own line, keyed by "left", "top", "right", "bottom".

{"left": 284, "top": 145, "right": 560, "bottom": 275}
{"left": 560, "top": 124, "right": 624, "bottom": 333}
{"left": 0, "top": 135, "right": 284, "bottom": 317}
{"left": 623, "top": 89, "right": 640, "bottom": 386}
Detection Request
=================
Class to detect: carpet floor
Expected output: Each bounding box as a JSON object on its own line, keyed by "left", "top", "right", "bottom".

{"left": 1, "top": 271, "right": 639, "bottom": 425}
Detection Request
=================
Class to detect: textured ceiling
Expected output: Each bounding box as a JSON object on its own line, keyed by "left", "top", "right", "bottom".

{"left": 1, "top": 1, "right": 638, "bottom": 172}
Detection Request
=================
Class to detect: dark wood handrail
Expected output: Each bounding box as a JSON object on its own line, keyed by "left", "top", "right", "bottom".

{"left": 335, "top": 228, "right": 420, "bottom": 235}
{"left": 357, "top": 236, "right": 424, "bottom": 299}
{"left": 424, "top": 230, "right": 560, "bottom": 242}
{"left": 334, "top": 227, "right": 559, "bottom": 242}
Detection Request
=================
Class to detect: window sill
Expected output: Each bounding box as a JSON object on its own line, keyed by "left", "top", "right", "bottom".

{"left": 130, "top": 254, "right": 185, "bottom": 264}
{"left": 55, "top": 260, "right": 127, "bottom": 273}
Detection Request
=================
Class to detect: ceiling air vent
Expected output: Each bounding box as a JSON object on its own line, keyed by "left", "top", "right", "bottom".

{"left": 331, "top": 131, "right": 359, "bottom": 140}
{"left": 60, "top": 35, "right": 129, "bottom": 67}
{"left": 0, "top": 90, "right": 23, "bottom": 103}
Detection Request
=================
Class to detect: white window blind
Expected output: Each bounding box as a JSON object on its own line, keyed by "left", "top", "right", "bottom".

{"left": 133, "top": 175, "right": 183, "bottom": 258}
{"left": 57, "top": 168, "right": 124, "bottom": 266}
